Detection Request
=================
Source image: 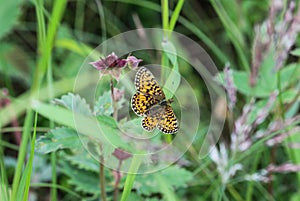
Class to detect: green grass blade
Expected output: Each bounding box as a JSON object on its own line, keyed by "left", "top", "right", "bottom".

{"left": 0, "top": 131, "right": 10, "bottom": 201}
{"left": 161, "top": 0, "right": 169, "bottom": 32}
{"left": 169, "top": 0, "right": 184, "bottom": 31}
{"left": 210, "top": 0, "right": 249, "bottom": 71}
{"left": 120, "top": 155, "right": 143, "bottom": 201}
{"left": 10, "top": 109, "right": 34, "bottom": 201}
{"left": 22, "top": 112, "right": 38, "bottom": 200}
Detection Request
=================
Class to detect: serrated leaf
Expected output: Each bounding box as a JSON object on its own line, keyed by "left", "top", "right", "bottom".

{"left": 94, "top": 90, "right": 125, "bottom": 116}
{"left": 94, "top": 91, "right": 113, "bottom": 116}
{"left": 33, "top": 101, "right": 132, "bottom": 151}
{"left": 59, "top": 160, "right": 101, "bottom": 194}
{"left": 31, "top": 153, "right": 52, "bottom": 182}
{"left": 158, "top": 166, "right": 193, "bottom": 188}
{"left": 54, "top": 93, "right": 92, "bottom": 116}
{"left": 35, "top": 127, "right": 82, "bottom": 154}
{"left": 61, "top": 149, "right": 99, "bottom": 172}
{"left": 0, "top": 0, "right": 23, "bottom": 40}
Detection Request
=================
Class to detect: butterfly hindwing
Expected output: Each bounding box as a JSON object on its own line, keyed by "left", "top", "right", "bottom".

{"left": 157, "top": 105, "right": 178, "bottom": 134}
{"left": 142, "top": 105, "right": 165, "bottom": 131}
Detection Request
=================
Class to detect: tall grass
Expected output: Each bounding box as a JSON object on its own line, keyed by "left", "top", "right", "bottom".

{"left": 10, "top": 0, "right": 67, "bottom": 200}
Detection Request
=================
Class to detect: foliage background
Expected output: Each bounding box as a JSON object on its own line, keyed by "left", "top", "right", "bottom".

{"left": 0, "top": 0, "right": 300, "bottom": 201}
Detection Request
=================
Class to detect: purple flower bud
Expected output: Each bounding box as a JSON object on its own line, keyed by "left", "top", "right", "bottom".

{"left": 223, "top": 64, "right": 237, "bottom": 111}
{"left": 89, "top": 52, "right": 130, "bottom": 81}
{"left": 115, "top": 59, "right": 127, "bottom": 68}
{"left": 89, "top": 52, "right": 119, "bottom": 70}
{"left": 126, "top": 56, "right": 142, "bottom": 69}
{"left": 112, "top": 148, "right": 132, "bottom": 161}
{"left": 113, "top": 88, "right": 124, "bottom": 101}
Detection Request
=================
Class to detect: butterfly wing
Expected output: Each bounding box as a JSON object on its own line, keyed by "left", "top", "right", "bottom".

{"left": 131, "top": 92, "right": 158, "bottom": 116}
{"left": 142, "top": 105, "right": 165, "bottom": 131}
{"left": 132, "top": 67, "right": 179, "bottom": 134}
{"left": 157, "top": 105, "right": 178, "bottom": 134}
{"left": 134, "top": 67, "right": 165, "bottom": 100}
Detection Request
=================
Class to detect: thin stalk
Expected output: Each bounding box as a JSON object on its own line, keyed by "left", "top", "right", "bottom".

{"left": 10, "top": 1, "right": 67, "bottom": 200}
{"left": 210, "top": 0, "right": 249, "bottom": 71}
{"left": 227, "top": 184, "right": 244, "bottom": 201}
{"left": 0, "top": 129, "right": 10, "bottom": 201}
{"left": 50, "top": 152, "right": 57, "bottom": 200}
{"left": 113, "top": 160, "right": 122, "bottom": 201}
{"left": 120, "top": 155, "right": 142, "bottom": 201}
{"left": 161, "top": 0, "right": 169, "bottom": 34}
{"left": 47, "top": 57, "right": 57, "bottom": 201}
{"left": 245, "top": 152, "right": 261, "bottom": 201}
{"left": 96, "top": 0, "right": 107, "bottom": 46}
{"left": 169, "top": 0, "right": 184, "bottom": 31}
{"left": 99, "top": 145, "right": 107, "bottom": 201}
{"left": 23, "top": 112, "right": 38, "bottom": 200}
{"left": 75, "top": 0, "right": 84, "bottom": 37}
{"left": 0, "top": 140, "right": 19, "bottom": 151}
{"left": 109, "top": 0, "right": 229, "bottom": 64}
{"left": 10, "top": 109, "right": 34, "bottom": 201}
{"left": 110, "top": 78, "right": 118, "bottom": 120}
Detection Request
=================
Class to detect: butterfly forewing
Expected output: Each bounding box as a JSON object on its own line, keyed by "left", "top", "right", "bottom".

{"left": 134, "top": 67, "right": 165, "bottom": 100}
{"left": 131, "top": 92, "right": 157, "bottom": 116}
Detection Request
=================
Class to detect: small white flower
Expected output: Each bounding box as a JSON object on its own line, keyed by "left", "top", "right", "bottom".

{"left": 209, "top": 144, "right": 243, "bottom": 184}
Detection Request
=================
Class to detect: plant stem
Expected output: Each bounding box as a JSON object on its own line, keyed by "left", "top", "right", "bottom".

{"left": 227, "top": 184, "right": 244, "bottom": 201}
{"left": 110, "top": 78, "right": 118, "bottom": 120}
{"left": 10, "top": 108, "right": 34, "bottom": 201}
{"left": 114, "top": 160, "right": 122, "bottom": 201}
{"left": 120, "top": 155, "right": 143, "bottom": 201}
{"left": 23, "top": 112, "right": 38, "bottom": 200}
{"left": 99, "top": 144, "right": 107, "bottom": 201}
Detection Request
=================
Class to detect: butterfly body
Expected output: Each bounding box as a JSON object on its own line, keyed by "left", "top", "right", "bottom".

{"left": 131, "top": 67, "right": 178, "bottom": 134}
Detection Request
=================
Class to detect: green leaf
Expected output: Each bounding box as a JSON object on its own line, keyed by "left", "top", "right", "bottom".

{"left": 61, "top": 149, "right": 100, "bottom": 172}
{"left": 290, "top": 48, "right": 300, "bottom": 56}
{"left": 54, "top": 93, "right": 92, "bottom": 116}
{"left": 280, "top": 89, "right": 299, "bottom": 103}
{"left": 35, "top": 127, "right": 82, "bottom": 154}
{"left": 279, "top": 63, "right": 300, "bottom": 89}
{"left": 94, "top": 91, "right": 114, "bottom": 116}
{"left": 216, "top": 63, "right": 300, "bottom": 98}
{"left": 134, "top": 166, "right": 193, "bottom": 196}
{"left": 0, "top": 0, "right": 23, "bottom": 40}
{"left": 96, "top": 115, "right": 118, "bottom": 128}
{"left": 32, "top": 101, "right": 132, "bottom": 151}
{"left": 58, "top": 160, "right": 102, "bottom": 194}
{"left": 94, "top": 90, "right": 125, "bottom": 116}
{"left": 120, "top": 155, "right": 143, "bottom": 201}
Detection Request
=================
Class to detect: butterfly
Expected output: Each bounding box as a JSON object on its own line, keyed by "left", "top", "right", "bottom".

{"left": 131, "top": 67, "right": 178, "bottom": 134}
